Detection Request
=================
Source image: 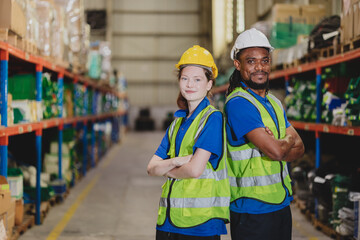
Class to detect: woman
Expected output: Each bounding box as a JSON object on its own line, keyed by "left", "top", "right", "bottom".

{"left": 147, "top": 45, "right": 230, "bottom": 240}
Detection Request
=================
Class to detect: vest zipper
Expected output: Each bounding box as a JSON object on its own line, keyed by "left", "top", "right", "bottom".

{"left": 268, "top": 100, "right": 289, "bottom": 196}
{"left": 166, "top": 179, "right": 176, "bottom": 220}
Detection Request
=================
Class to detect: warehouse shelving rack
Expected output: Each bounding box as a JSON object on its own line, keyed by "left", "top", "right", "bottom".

{"left": 268, "top": 47, "right": 360, "bottom": 169}
{"left": 0, "top": 41, "right": 126, "bottom": 225}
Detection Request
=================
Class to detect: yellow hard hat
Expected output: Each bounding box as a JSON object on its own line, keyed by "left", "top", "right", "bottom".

{"left": 175, "top": 45, "right": 218, "bottom": 78}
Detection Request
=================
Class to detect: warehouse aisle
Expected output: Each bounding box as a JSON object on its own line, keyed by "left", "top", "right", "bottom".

{"left": 19, "top": 132, "right": 332, "bottom": 240}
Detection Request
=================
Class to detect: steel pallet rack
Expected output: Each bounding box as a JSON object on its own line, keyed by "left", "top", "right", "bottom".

{"left": 0, "top": 41, "right": 126, "bottom": 225}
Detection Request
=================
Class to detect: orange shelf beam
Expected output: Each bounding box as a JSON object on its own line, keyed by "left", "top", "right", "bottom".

{"left": 290, "top": 120, "right": 360, "bottom": 136}
{"left": 270, "top": 48, "right": 360, "bottom": 80}
{"left": 0, "top": 111, "right": 125, "bottom": 137}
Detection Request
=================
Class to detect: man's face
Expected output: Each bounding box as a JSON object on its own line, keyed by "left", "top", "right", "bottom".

{"left": 234, "top": 47, "right": 271, "bottom": 90}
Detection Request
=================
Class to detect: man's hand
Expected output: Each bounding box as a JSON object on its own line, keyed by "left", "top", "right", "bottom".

{"left": 264, "top": 126, "right": 274, "bottom": 137}
{"left": 172, "top": 155, "right": 192, "bottom": 167}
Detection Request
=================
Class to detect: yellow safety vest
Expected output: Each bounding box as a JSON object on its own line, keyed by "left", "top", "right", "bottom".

{"left": 225, "top": 87, "right": 293, "bottom": 204}
{"left": 157, "top": 105, "right": 230, "bottom": 228}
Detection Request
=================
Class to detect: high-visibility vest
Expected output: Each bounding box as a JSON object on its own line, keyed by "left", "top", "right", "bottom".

{"left": 225, "top": 87, "right": 292, "bottom": 204}
{"left": 157, "top": 105, "right": 230, "bottom": 228}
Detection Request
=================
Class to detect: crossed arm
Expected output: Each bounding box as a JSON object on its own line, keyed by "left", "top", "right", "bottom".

{"left": 246, "top": 125, "right": 304, "bottom": 162}
{"left": 147, "top": 148, "right": 211, "bottom": 179}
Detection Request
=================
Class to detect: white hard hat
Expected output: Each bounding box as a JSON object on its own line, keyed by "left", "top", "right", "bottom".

{"left": 230, "top": 28, "right": 274, "bottom": 60}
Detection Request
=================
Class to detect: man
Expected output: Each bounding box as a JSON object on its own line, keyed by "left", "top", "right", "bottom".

{"left": 225, "top": 28, "right": 305, "bottom": 240}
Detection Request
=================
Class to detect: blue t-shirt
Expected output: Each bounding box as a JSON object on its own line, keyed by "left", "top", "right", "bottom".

{"left": 225, "top": 85, "right": 293, "bottom": 214}
{"left": 155, "top": 97, "right": 227, "bottom": 236}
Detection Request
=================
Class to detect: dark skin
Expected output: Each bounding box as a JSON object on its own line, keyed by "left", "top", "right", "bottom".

{"left": 234, "top": 47, "right": 305, "bottom": 162}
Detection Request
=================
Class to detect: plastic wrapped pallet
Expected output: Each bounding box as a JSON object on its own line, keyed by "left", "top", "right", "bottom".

{"left": 52, "top": 4, "right": 65, "bottom": 61}
{"left": 25, "top": 0, "right": 39, "bottom": 51}
{"left": 53, "top": 0, "right": 84, "bottom": 64}
{"left": 36, "top": 0, "right": 54, "bottom": 57}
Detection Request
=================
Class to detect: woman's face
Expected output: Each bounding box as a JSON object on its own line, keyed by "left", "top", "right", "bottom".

{"left": 179, "top": 66, "right": 213, "bottom": 105}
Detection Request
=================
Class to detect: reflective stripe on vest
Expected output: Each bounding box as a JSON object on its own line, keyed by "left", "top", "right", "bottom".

{"left": 159, "top": 196, "right": 230, "bottom": 209}
{"left": 229, "top": 165, "right": 289, "bottom": 188}
{"left": 229, "top": 147, "right": 263, "bottom": 161}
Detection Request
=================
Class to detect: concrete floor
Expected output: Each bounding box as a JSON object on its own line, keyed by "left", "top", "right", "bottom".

{"left": 19, "top": 131, "right": 332, "bottom": 240}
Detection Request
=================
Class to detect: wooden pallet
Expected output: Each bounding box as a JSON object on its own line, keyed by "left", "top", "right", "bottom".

{"left": 340, "top": 36, "right": 360, "bottom": 54}
{"left": 0, "top": 28, "right": 40, "bottom": 56}
{"left": 10, "top": 215, "right": 35, "bottom": 240}
{"left": 310, "top": 215, "right": 356, "bottom": 240}
{"left": 311, "top": 214, "right": 338, "bottom": 239}
{"left": 282, "top": 59, "right": 300, "bottom": 70}
{"left": 23, "top": 39, "right": 39, "bottom": 56}
{"left": 319, "top": 44, "right": 341, "bottom": 59}
{"left": 24, "top": 201, "right": 51, "bottom": 224}
{"left": 0, "top": 29, "right": 25, "bottom": 51}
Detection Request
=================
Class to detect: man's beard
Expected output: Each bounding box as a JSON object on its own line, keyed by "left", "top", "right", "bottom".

{"left": 243, "top": 72, "right": 269, "bottom": 90}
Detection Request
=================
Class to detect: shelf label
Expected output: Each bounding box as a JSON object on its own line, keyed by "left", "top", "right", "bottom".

{"left": 27, "top": 126, "right": 32, "bottom": 132}
{"left": 43, "top": 123, "right": 47, "bottom": 128}
{"left": 304, "top": 124, "right": 309, "bottom": 130}
{"left": 323, "top": 126, "right": 329, "bottom": 132}
{"left": 18, "top": 127, "right": 23, "bottom": 134}
{"left": 25, "top": 53, "right": 29, "bottom": 60}
{"left": 347, "top": 129, "right": 354, "bottom": 136}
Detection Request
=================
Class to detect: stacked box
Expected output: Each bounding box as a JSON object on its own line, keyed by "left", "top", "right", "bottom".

{"left": 0, "top": 176, "right": 15, "bottom": 239}
{"left": 355, "top": 1, "right": 360, "bottom": 38}
{"left": 0, "top": 0, "right": 27, "bottom": 37}
{"left": 341, "top": 0, "right": 360, "bottom": 43}
{"left": 270, "top": 4, "right": 326, "bottom": 49}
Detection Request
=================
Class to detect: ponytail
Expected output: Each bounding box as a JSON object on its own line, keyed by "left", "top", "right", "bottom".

{"left": 226, "top": 68, "right": 242, "bottom": 96}
{"left": 177, "top": 92, "right": 188, "bottom": 110}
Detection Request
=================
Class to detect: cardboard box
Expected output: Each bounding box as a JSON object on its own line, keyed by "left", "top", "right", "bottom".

{"left": 272, "top": 4, "right": 301, "bottom": 23}
{"left": 301, "top": 4, "right": 326, "bottom": 25}
{"left": 0, "top": 177, "right": 14, "bottom": 240}
{"left": 7, "top": 199, "right": 15, "bottom": 239}
{"left": 0, "top": 176, "right": 11, "bottom": 215}
{"left": 15, "top": 199, "right": 24, "bottom": 226}
{"left": 0, "top": 0, "right": 27, "bottom": 37}
{"left": 354, "top": 1, "right": 360, "bottom": 37}
{"left": 341, "top": 0, "right": 359, "bottom": 43}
